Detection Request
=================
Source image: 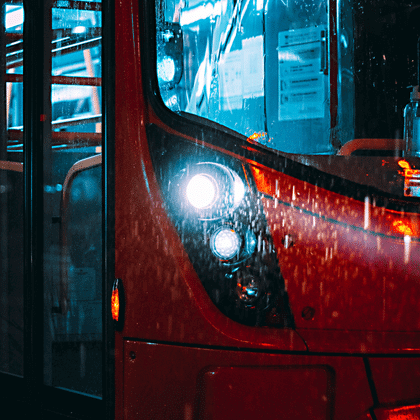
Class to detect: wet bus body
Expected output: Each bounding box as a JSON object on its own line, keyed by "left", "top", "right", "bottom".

{"left": 1, "top": 0, "right": 420, "bottom": 419}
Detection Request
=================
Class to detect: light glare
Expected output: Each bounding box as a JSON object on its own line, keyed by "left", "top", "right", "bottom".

{"left": 233, "top": 176, "right": 245, "bottom": 207}
{"left": 5, "top": 5, "right": 24, "bottom": 31}
{"left": 111, "top": 288, "right": 119, "bottom": 321}
{"left": 158, "top": 57, "right": 176, "bottom": 83}
{"left": 186, "top": 174, "right": 217, "bottom": 209}
{"left": 211, "top": 227, "right": 241, "bottom": 260}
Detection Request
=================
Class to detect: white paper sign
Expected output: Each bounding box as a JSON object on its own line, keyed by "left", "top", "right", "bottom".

{"left": 242, "top": 36, "right": 264, "bottom": 99}
{"left": 278, "top": 26, "right": 326, "bottom": 121}
{"left": 219, "top": 49, "right": 243, "bottom": 110}
{"left": 219, "top": 36, "right": 264, "bottom": 110}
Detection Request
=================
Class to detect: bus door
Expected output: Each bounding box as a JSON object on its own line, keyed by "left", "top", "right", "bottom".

{"left": 0, "top": 1, "right": 114, "bottom": 418}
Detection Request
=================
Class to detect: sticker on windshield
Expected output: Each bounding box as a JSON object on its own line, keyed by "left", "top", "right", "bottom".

{"left": 242, "top": 36, "right": 264, "bottom": 99}
{"left": 278, "top": 27, "right": 326, "bottom": 121}
{"left": 219, "top": 36, "right": 264, "bottom": 111}
{"left": 219, "top": 49, "right": 243, "bottom": 110}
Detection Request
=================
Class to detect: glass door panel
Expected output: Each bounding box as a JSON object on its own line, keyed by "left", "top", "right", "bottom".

{"left": 0, "top": 1, "right": 24, "bottom": 377}
{"left": 43, "top": 0, "right": 102, "bottom": 397}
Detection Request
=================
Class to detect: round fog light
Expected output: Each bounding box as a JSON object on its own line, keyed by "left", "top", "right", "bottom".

{"left": 210, "top": 226, "right": 241, "bottom": 260}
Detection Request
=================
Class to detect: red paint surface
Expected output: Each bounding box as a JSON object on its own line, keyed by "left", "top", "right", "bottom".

{"left": 374, "top": 404, "right": 420, "bottom": 420}
{"left": 354, "top": 413, "right": 373, "bottom": 420}
{"left": 250, "top": 162, "right": 420, "bottom": 353}
{"left": 370, "top": 358, "right": 420, "bottom": 405}
{"left": 200, "top": 366, "right": 332, "bottom": 420}
{"left": 114, "top": 0, "right": 420, "bottom": 418}
{"left": 123, "top": 341, "right": 373, "bottom": 420}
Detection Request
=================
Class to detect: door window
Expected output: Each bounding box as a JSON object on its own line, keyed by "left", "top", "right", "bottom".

{"left": 43, "top": 1, "right": 103, "bottom": 397}
{"left": 0, "top": 1, "right": 24, "bottom": 377}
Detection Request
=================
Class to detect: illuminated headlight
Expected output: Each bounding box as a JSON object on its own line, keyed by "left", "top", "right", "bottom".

{"left": 210, "top": 226, "right": 241, "bottom": 260}
{"left": 157, "top": 56, "right": 176, "bottom": 83}
{"left": 186, "top": 173, "right": 218, "bottom": 209}
{"left": 180, "top": 162, "right": 246, "bottom": 219}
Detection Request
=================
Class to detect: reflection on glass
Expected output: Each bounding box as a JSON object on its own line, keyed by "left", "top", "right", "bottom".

{"left": 0, "top": 2, "right": 24, "bottom": 377}
{"left": 5, "top": 3, "right": 23, "bottom": 33}
{"left": 156, "top": 0, "right": 420, "bottom": 196}
{"left": 157, "top": 0, "right": 331, "bottom": 154}
{"left": 43, "top": 3, "right": 102, "bottom": 397}
{"left": 52, "top": 84, "right": 102, "bottom": 134}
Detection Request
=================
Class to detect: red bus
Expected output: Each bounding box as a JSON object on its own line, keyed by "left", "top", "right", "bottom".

{"left": 2, "top": 0, "right": 420, "bottom": 419}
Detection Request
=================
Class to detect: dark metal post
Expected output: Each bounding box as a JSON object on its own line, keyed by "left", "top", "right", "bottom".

{"left": 102, "top": 0, "right": 116, "bottom": 418}
{"left": 23, "top": 0, "right": 52, "bottom": 411}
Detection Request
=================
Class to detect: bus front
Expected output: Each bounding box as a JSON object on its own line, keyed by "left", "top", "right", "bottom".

{"left": 114, "top": 0, "right": 420, "bottom": 419}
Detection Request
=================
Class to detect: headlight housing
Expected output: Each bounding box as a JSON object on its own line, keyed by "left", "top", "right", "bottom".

{"left": 148, "top": 125, "right": 293, "bottom": 327}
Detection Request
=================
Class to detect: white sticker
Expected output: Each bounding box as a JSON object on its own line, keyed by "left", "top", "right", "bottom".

{"left": 278, "top": 27, "right": 326, "bottom": 121}
{"left": 219, "top": 49, "right": 243, "bottom": 110}
{"left": 242, "top": 36, "right": 264, "bottom": 99}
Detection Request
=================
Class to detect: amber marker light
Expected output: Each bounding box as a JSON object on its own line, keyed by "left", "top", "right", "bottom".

{"left": 246, "top": 132, "right": 269, "bottom": 150}
{"left": 111, "top": 286, "right": 119, "bottom": 321}
{"left": 392, "top": 220, "right": 416, "bottom": 237}
{"left": 398, "top": 159, "right": 411, "bottom": 170}
{"left": 111, "top": 278, "right": 125, "bottom": 330}
{"left": 248, "top": 132, "right": 267, "bottom": 142}
{"left": 393, "top": 220, "right": 415, "bottom": 237}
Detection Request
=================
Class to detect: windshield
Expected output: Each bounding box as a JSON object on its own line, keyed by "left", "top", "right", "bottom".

{"left": 155, "top": 0, "right": 420, "bottom": 195}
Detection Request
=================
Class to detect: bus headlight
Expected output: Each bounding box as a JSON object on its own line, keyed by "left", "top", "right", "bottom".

{"left": 148, "top": 125, "right": 293, "bottom": 327}
{"left": 186, "top": 173, "right": 218, "bottom": 209}
{"left": 210, "top": 226, "right": 241, "bottom": 260}
{"left": 179, "top": 162, "right": 245, "bottom": 220}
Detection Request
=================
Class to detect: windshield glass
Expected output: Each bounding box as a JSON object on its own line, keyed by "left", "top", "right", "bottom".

{"left": 155, "top": 0, "right": 420, "bottom": 196}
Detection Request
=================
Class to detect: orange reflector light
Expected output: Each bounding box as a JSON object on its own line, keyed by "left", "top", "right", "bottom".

{"left": 111, "top": 278, "right": 124, "bottom": 330}
{"left": 392, "top": 220, "right": 415, "bottom": 237}
{"left": 398, "top": 159, "right": 411, "bottom": 170}
{"left": 248, "top": 132, "right": 267, "bottom": 142}
{"left": 111, "top": 287, "right": 120, "bottom": 322}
